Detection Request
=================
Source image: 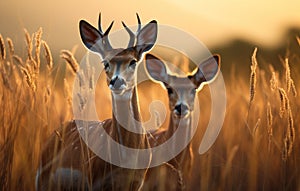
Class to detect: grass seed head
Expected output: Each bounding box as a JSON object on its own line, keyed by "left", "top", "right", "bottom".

{"left": 42, "top": 41, "right": 53, "bottom": 70}
{"left": 6, "top": 38, "right": 14, "bottom": 57}
{"left": 24, "top": 29, "right": 33, "bottom": 61}
{"left": 267, "top": 102, "right": 273, "bottom": 128}
{"left": 287, "top": 109, "right": 295, "bottom": 143}
{"left": 61, "top": 50, "right": 79, "bottom": 73}
{"left": 249, "top": 47, "right": 258, "bottom": 104}
{"left": 278, "top": 88, "right": 288, "bottom": 117}
{"left": 20, "top": 66, "right": 36, "bottom": 92}
{"left": 34, "top": 28, "right": 43, "bottom": 69}
{"left": 270, "top": 72, "right": 278, "bottom": 91}
{"left": 0, "top": 34, "right": 6, "bottom": 60}
{"left": 284, "top": 58, "right": 291, "bottom": 92}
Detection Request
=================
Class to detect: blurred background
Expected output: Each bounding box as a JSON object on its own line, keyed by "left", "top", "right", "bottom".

{"left": 1, "top": 0, "right": 300, "bottom": 49}
{"left": 1, "top": 0, "right": 300, "bottom": 76}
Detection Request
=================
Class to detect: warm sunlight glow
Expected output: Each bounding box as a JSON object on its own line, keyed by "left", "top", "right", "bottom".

{"left": 1, "top": 0, "right": 300, "bottom": 50}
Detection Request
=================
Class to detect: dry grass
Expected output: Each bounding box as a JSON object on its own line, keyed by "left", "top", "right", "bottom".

{"left": 0, "top": 29, "right": 73, "bottom": 190}
{"left": 0, "top": 29, "right": 300, "bottom": 191}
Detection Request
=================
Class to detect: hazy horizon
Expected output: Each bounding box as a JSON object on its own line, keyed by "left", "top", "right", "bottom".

{"left": 1, "top": 0, "right": 300, "bottom": 51}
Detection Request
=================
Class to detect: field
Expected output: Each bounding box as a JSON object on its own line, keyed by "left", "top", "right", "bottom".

{"left": 0, "top": 28, "right": 299, "bottom": 190}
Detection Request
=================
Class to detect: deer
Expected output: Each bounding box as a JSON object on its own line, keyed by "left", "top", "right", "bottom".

{"left": 36, "top": 14, "right": 182, "bottom": 191}
{"left": 145, "top": 53, "right": 221, "bottom": 189}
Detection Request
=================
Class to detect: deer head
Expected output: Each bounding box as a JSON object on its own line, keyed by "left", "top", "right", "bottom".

{"left": 145, "top": 54, "right": 220, "bottom": 118}
{"left": 79, "top": 14, "right": 157, "bottom": 95}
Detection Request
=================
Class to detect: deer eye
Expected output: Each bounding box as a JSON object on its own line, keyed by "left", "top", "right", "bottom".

{"left": 167, "top": 87, "right": 174, "bottom": 95}
{"left": 191, "top": 88, "right": 196, "bottom": 95}
{"left": 129, "top": 60, "right": 137, "bottom": 69}
{"left": 103, "top": 61, "right": 110, "bottom": 72}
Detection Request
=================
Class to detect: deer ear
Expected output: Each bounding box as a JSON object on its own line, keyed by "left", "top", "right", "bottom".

{"left": 136, "top": 20, "right": 158, "bottom": 56}
{"left": 145, "top": 54, "right": 168, "bottom": 83}
{"left": 189, "top": 55, "right": 220, "bottom": 88}
{"left": 79, "top": 20, "right": 105, "bottom": 56}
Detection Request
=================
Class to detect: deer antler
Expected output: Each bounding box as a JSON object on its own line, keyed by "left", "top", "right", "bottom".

{"left": 98, "top": 13, "right": 114, "bottom": 50}
{"left": 122, "top": 13, "right": 142, "bottom": 48}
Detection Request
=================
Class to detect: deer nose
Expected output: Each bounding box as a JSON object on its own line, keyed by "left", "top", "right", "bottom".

{"left": 109, "top": 76, "right": 126, "bottom": 90}
{"left": 174, "top": 104, "right": 189, "bottom": 117}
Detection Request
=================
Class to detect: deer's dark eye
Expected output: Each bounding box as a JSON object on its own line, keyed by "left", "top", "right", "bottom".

{"left": 129, "top": 60, "right": 137, "bottom": 69}
{"left": 191, "top": 88, "right": 196, "bottom": 95}
{"left": 103, "top": 61, "right": 110, "bottom": 72}
{"left": 167, "top": 87, "right": 174, "bottom": 95}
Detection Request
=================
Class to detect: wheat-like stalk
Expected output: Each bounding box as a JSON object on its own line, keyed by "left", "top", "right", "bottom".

{"left": 61, "top": 50, "right": 79, "bottom": 73}
{"left": 297, "top": 36, "right": 300, "bottom": 46}
{"left": 278, "top": 86, "right": 294, "bottom": 161}
{"left": 290, "top": 80, "right": 297, "bottom": 97}
{"left": 64, "top": 78, "right": 72, "bottom": 106}
{"left": 20, "top": 66, "right": 36, "bottom": 92}
{"left": 34, "top": 28, "right": 43, "bottom": 70}
{"left": 284, "top": 58, "right": 291, "bottom": 92}
{"left": 267, "top": 102, "right": 273, "bottom": 129}
{"left": 89, "top": 67, "right": 95, "bottom": 90}
{"left": 287, "top": 108, "right": 295, "bottom": 144}
{"left": 253, "top": 118, "right": 261, "bottom": 136}
{"left": 6, "top": 38, "right": 14, "bottom": 57}
{"left": 278, "top": 88, "right": 288, "bottom": 117}
{"left": 12, "top": 55, "right": 24, "bottom": 66}
{"left": 249, "top": 47, "right": 258, "bottom": 105}
{"left": 268, "top": 64, "right": 275, "bottom": 73}
{"left": 24, "top": 29, "right": 33, "bottom": 61}
{"left": 222, "top": 145, "right": 239, "bottom": 179}
{"left": 282, "top": 136, "right": 291, "bottom": 161}
{"left": 77, "top": 70, "right": 85, "bottom": 88}
{"left": 246, "top": 47, "right": 258, "bottom": 126}
{"left": 283, "top": 58, "right": 297, "bottom": 97}
{"left": 0, "top": 69, "right": 12, "bottom": 90}
{"left": 44, "top": 85, "right": 51, "bottom": 104}
{"left": 267, "top": 102, "right": 273, "bottom": 152}
{"left": 0, "top": 34, "right": 6, "bottom": 60}
{"left": 42, "top": 41, "right": 53, "bottom": 70}
{"left": 270, "top": 72, "right": 278, "bottom": 92}
{"left": 282, "top": 109, "right": 294, "bottom": 161}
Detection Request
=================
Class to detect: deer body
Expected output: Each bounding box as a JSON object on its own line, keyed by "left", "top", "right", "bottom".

{"left": 35, "top": 14, "right": 170, "bottom": 191}
{"left": 145, "top": 53, "right": 221, "bottom": 188}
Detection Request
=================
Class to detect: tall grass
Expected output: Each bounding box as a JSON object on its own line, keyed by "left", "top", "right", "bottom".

{"left": 0, "top": 29, "right": 299, "bottom": 190}
{"left": 0, "top": 29, "right": 74, "bottom": 191}
{"left": 190, "top": 46, "right": 299, "bottom": 190}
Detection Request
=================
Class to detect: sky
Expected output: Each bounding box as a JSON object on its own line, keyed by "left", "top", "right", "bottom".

{"left": 0, "top": 0, "right": 300, "bottom": 51}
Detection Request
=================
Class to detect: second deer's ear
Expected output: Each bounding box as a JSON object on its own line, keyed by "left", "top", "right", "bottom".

{"left": 189, "top": 55, "right": 220, "bottom": 88}
{"left": 79, "top": 20, "right": 106, "bottom": 56}
{"left": 145, "top": 54, "right": 168, "bottom": 83}
{"left": 136, "top": 20, "right": 158, "bottom": 56}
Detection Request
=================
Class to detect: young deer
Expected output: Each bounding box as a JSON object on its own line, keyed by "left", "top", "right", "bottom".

{"left": 145, "top": 53, "right": 220, "bottom": 188}
{"left": 36, "top": 14, "right": 182, "bottom": 191}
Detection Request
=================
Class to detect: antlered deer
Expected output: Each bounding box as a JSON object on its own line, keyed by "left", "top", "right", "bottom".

{"left": 36, "top": 14, "right": 182, "bottom": 191}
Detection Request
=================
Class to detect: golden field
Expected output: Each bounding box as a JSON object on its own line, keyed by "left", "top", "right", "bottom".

{"left": 0, "top": 29, "right": 299, "bottom": 190}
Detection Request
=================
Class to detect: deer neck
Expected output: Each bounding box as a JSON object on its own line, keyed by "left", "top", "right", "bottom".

{"left": 167, "top": 112, "right": 193, "bottom": 168}
{"left": 168, "top": 112, "right": 192, "bottom": 146}
{"left": 111, "top": 87, "right": 147, "bottom": 148}
{"left": 167, "top": 113, "right": 193, "bottom": 164}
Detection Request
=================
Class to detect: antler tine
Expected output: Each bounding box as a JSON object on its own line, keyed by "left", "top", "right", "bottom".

{"left": 102, "top": 21, "right": 114, "bottom": 50}
{"left": 98, "top": 13, "right": 103, "bottom": 34}
{"left": 122, "top": 21, "right": 135, "bottom": 48}
{"left": 136, "top": 13, "right": 141, "bottom": 33}
{"left": 103, "top": 21, "right": 114, "bottom": 36}
{"left": 97, "top": 13, "right": 114, "bottom": 50}
{"left": 122, "top": 14, "right": 142, "bottom": 48}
